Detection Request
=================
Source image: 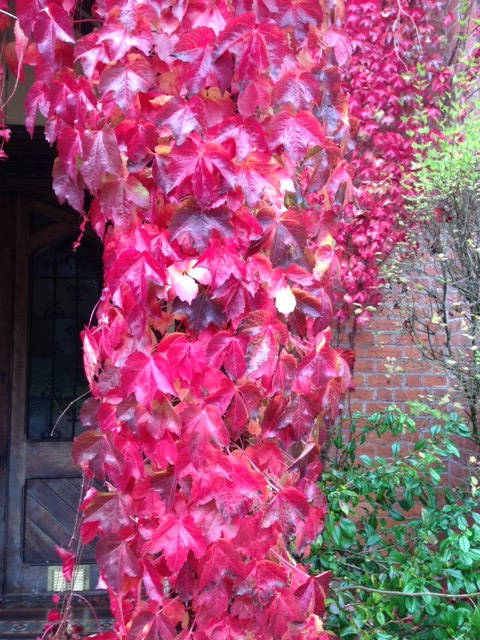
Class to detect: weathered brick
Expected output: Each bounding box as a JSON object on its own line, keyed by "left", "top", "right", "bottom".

{"left": 350, "top": 387, "right": 375, "bottom": 401}
{"left": 342, "top": 295, "right": 468, "bottom": 485}
{"left": 422, "top": 375, "right": 448, "bottom": 387}
{"left": 364, "top": 374, "right": 393, "bottom": 387}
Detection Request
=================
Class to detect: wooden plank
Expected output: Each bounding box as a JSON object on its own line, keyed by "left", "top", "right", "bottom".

{"left": 24, "top": 492, "right": 96, "bottom": 564}
{"left": 26, "top": 481, "right": 78, "bottom": 532}
{"left": 47, "top": 478, "right": 84, "bottom": 510}
{"left": 24, "top": 497, "right": 74, "bottom": 562}
{"left": 25, "top": 442, "right": 79, "bottom": 477}
{"left": 23, "top": 519, "right": 60, "bottom": 564}
{"left": 25, "top": 495, "right": 74, "bottom": 544}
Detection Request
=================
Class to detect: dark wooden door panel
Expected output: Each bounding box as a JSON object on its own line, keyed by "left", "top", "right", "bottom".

{"left": 24, "top": 478, "right": 95, "bottom": 564}
{"left": 25, "top": 443, "right": 79, "bottom": 477}
{"left": 1, "top": 194, "right": 103, "bottom": 600}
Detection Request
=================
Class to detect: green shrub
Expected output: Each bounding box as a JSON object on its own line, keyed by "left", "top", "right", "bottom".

{"left": 308, "top": 404, "right": 480, "bottom": 639}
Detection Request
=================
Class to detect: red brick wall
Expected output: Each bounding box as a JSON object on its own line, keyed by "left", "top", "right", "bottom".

{"left": 342, "top": 304, "right": 474, "bottom": 482}
{"left": 348, "top": 312, "right": 450, "bottom": 417}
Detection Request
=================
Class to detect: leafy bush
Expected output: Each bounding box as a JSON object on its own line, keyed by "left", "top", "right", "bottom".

{"left": 308, "top": 404, "right": 480, "bottom": 639}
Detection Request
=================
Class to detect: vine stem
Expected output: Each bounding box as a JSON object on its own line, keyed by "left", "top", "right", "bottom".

{"left": 391, "top": 0, "right": 422, "bottom": 70}
{"left": 1, "top": 20, "right": 25, "bottom": 117}
{"left": 0, "top": 8, "right": 16, "bottom": 20}
{"left": 49, "top": 390, "right": 90, "bottom": 437}
{"left": 336, "top": 584, "right": 480, "bottom": 599}
{"left": 72, "top": 593, "right": 101, "bottom": 633}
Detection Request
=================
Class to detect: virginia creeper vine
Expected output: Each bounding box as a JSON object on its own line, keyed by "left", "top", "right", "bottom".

{"left": 2, "top": 1, "right": 353, "bottom": 638}
{"left": 337, "top": 0, "right": 462, "bottom": 326}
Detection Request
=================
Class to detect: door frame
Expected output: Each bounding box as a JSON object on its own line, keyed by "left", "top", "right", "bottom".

{"left": 5, "top": 197, "right": 82, "bottom": 596}
{"left": 0, "top": 125, "right": 58, "bottom": 603}
{"left": 0, "top": 129, "right": 106, "bottom": 608}
{"left": 1, "top": 195, "right": 104, "bottom": 603}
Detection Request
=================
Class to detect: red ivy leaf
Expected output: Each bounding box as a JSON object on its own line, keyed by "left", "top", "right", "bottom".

{"left": 54, "top": 546, "right": 75, "bottom": 583}
{"left": 166, "top": 136, "right": 235, "bottom": 207}
{"left": 181, "top": 404, "right": 229, "bottom": 447}
{"left": 174, "top": 292, "right": 226, "bottom": 333}
{"left": 99, "top": 55, "right": 155, "bottom": 110}
{"left": 16, "top": 0, "right": 43, "bottom": 35}
{"left": 127, "top": 611, "right": 176, "bottom": 640}
{"left": 262, "top": 487, "right": 310, "bottom": 536}
{"left": 212, "top": 116, "right": 267, "bottom": 161}
{"left": 168, "top": 199, "right": 232, "bottom": 253}
{"left": 95, "top": 535, "right": 140, "bottom": 593}
{"left": 239, "top": 311, "right": 288, "bottom": 378}
{"left": 32, "top": 4, "right": 74, "bottom": 63}
{"left": 82, "top": 491, "right": 132, "bottom": 536}
{"left": 81, "top": 126, "right": 123, "bottom": 192}
{"left": 215, "top": 14, "right": 290, "bottom": 83}
{"left": 72, "top": 430, "right": 124, "bottom": 484}
{"left": 323, "top": 29, "right": 352, "bottom": 66}
{"left": 156, "top": 97, "right": 203, "bottom": 144}
{"left": 206, "top": 331, "right": 246, "bottom": 380}
{"left": 264, "top": 589, "right": 304, "bottom": 637}
{"left": 235, "top": 153, "right": 278, "bottom": 208}
{"left": 173, "top": 27, "right": 229, "bottom": 94}
{"left": 267, "top": 109, "right": 325, "bottom": 161}
{"left": 122, "top": 352, "right": 176, "bottom": 406}
{"left": 273, "top": 71, "right": 319, "bottom": 110}
{"left": 108, "top": 249, "right": 166, "bottom": 306}
{"left": 143, "top": 515, "right": 207, "bottom": 572}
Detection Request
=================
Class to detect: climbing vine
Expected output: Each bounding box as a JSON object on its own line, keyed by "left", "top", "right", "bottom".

{"left": 2, "top": 1, "right": 352, "bottom": 638}
{"left": 337, "top": 0, "right": 467, "bottom": 327}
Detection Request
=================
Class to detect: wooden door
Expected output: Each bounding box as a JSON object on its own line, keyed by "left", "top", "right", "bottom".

{"left": 2, "top": 195, "right": 102, "bottom": 598}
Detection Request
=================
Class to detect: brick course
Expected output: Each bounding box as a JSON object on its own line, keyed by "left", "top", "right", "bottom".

{"left": 339, "top": 302, "right": 475, "bottom": 484}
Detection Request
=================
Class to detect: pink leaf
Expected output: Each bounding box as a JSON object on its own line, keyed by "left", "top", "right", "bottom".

{"left": 81, "top": 126, "right": 123, "bottom": 192}
{"left": 54, "top": 546, "right": 75, "bottom": 583}
{"left": 122, "top": 352, "right": 176, "bottom": 406}
{"left": 143, "top": 515, "right": 207, "bottom": 572}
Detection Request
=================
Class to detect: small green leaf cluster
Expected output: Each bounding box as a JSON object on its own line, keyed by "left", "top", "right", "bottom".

{"left": 411, "top": 101, "right": 480, "bottom": 214}
{"left": 309, "top": 404, "right": 480, "bottom": 639}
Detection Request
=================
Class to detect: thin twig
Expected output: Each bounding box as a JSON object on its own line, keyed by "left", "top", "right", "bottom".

{"left": 72, "top": 593, "right": 101, "bottom": 633}
{"left": 50, "top": 391, "right": 90, "bottom": 437}
{"left": 1, "top": 23, "right": 25, "bottom": 113}
{"left": 0, "top": 8, "right": 16, "bottom": 20}
{"left": 336, "top": 584, "right": 480, "bottom": 599}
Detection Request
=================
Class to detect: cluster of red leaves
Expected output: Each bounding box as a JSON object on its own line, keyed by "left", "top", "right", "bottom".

{"left": 10, "top": 0, "right": 353, "bottom": 638}
{"left": 0, "top": 0, "right": 13, "bottom": 157}
{"left": 336, "top": 0, "right": 458, "bottom": 325}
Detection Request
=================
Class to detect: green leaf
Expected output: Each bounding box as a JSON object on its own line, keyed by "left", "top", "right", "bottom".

{"left": 376, "top": 610, "right": 385, "bottom": 625}
{"left": 468, "top": 548, "right": 480, "bottom": 561}
{"left": 388, "top": 507, "right": 405, "bottom": 522}
{"left": 332, "top": 526, "right": 342, "bottom": 547}
{"left": 366, "top": 533, "right": 381, "bottom": 546}
{"left": 459, "top": 535, "right": 471, "bottom": 553}
{"left": 339, "top": 518, "right": 356, "bottom": 539}
{"left": 414, "top": 439, "right": 428, "bottom": 451}
{"left": 339, "top": 500, "right": 350, "bottom": 515}
{"left": 471, "top": 605, "right": 480, "bottom": 632}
